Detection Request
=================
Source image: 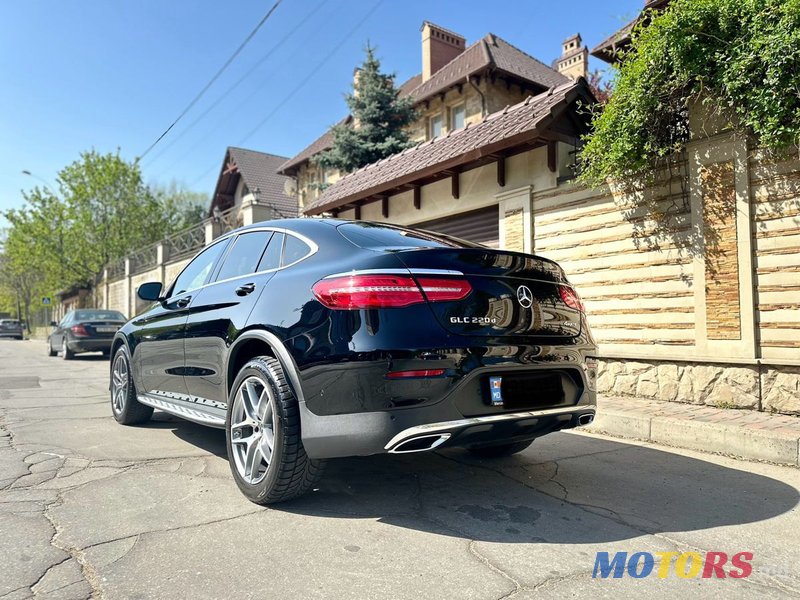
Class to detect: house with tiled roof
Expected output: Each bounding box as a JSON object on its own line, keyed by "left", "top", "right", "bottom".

{"left": 208, "top": 147, "right": 297, "bottom": 231}
{"left": 278, "top": 21, "right": 589, "bottom": 220}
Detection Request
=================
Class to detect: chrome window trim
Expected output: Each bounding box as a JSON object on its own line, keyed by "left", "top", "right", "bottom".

{"left": 323, "top": 268, "right": 464, "bottom": 279}
{"left": 167, "top": 227, "right": 319, "bottom": 296}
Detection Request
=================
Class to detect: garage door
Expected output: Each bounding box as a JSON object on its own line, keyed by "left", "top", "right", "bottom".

{"left": 414, "top": 206, "right": 499, "bottom": 248}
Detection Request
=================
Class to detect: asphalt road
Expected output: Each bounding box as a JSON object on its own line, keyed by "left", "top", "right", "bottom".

{"left": 1, "top": 339, "right": 800, "bottom": 600}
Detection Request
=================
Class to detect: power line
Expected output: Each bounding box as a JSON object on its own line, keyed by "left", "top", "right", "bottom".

{"left": 185, "top": 0, "right": 384, "bottom": 188}
{"left": 237, "top": 0, "right": 383, "bottom": 146}
{"left": 139, "top": 0, "right": 284, "bottom": 159}
{"left": 142, "top": 0, "right": 330, "bottom": 169}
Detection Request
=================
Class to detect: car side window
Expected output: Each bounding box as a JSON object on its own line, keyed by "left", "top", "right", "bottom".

{"left": 215, "top": 231, "right": 273, "bottom": 282}
{"left": 282, "top": 235, "right": 311, "bottom": 267}
{"left": 171, "top": 240, "right": 229, "bottom": 297}
{"left": 257, "top": 232, "right": 284, "bottom": 271}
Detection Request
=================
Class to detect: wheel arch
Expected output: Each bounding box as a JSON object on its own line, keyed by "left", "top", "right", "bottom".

{"left": 225, "top": 330, "right": 305, "bottom": 404}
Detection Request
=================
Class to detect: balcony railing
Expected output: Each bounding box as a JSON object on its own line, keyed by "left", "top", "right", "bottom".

{"left": 164, "top": 221, "right": 206, "bottom": 260}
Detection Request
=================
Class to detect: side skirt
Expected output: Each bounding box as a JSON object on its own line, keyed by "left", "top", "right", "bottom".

{"left": 137, "top": 392, "right": 226, "bottom": 428}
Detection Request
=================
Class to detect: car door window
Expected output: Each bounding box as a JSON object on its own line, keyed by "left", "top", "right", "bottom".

{"left": 171, "top": 240, "right": 229, "bottom": 297}
{"left": 215, "top": 231, "right": 273, "bottom": 282}
{"left": 282, "top": 235, "right": 311, "bottom": 267}
{"left": 257, "top": 232, "right": 284, "bottom": 271}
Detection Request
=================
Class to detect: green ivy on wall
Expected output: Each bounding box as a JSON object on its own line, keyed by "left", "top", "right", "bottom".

{"left": 580, "top": 0, "right": 800, "bottom": 188}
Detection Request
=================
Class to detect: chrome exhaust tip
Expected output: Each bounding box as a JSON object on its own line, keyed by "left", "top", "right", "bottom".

{"left": 577, "top": 414, "right": 594, "bottom": 426}
{"left": 389, "top": 433, "right": 451, "bottom": 454}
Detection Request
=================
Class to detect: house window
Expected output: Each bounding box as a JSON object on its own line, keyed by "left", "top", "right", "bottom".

{"left": 450, "top": 103, "right": 466, "bottom": 131}
{"left": 429, "top": 114, "right": 443, "bottom": 139}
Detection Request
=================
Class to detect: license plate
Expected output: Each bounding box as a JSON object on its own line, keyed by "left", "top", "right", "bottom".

{"left": 488, "top": 376, "right": 504, "bottom": 406}
{"left": 96, "top": 326, "right": 117, "bottom": 333}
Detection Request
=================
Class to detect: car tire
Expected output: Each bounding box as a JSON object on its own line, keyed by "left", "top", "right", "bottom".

{"left": 15, "top": 335, "right": 23, "bottom": 341}
{"left": 61, "top": 339, "right": 74, "bottom": 360}
{"left": 110, "top": 346, "right": 153, "bottom": 425}
{"left": 467, "top": 440, "right": 534, "bottom": 458}
{"left": 226, "top": 356, "right": 325, "bottom": 505}
{"left": 47, "top": 339, "right": 57, "bottom": 357}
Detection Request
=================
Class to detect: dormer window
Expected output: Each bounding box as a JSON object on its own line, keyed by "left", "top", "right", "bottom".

{"left": 429, "top": 114, "right": 443, "bottom": 139}
{"left": 450, "top": 103, "right": 466, "bottom": 130}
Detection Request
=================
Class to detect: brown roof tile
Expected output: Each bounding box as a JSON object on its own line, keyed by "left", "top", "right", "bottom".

{"left": 304, "top": 79, "right": 590, "bottom": 216}
{"left": 219, "top": 147, "right": 297, "bottom": 217}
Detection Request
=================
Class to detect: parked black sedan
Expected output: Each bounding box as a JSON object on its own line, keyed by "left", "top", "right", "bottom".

{"left": 48, "top": 309, "right": 127, "bottom": 359}
{"left": 109, "top": 219, "right": 597, "bottom": 504}
{"left": 0, "top": 319, "right": 24, "bottom": 340}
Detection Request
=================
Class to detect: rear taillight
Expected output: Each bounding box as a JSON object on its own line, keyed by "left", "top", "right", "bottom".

{"left": 415, "top": 278, "right": 472, "bottom": 302}
{"left": 312, "top": 274, "right": 471, "bottom": 309}
{"left": 70, "top": 324, "right": 89, "bottom": 337}
{"left": 559, "top": 285, "right": 585, "bottom": 312}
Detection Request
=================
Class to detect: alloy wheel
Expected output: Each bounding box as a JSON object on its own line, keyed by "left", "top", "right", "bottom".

{"left": 111, "top": 354, "right": 129, "bottom": 414}
{"left": 230, "top": 376, "right": 277, "bottom": 485}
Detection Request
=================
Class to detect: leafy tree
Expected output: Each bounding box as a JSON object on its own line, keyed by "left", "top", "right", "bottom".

{"left": 153, "top": 180, "right": 210, "bottom": 232}
{"left": 580, "top": 0, "right": 800, "bottom": 187}
{"left": 315, "top": 45, "right": 417, "bottom": 175}
{"left": 1, "top": 151, "right": 170, "bottom": 294}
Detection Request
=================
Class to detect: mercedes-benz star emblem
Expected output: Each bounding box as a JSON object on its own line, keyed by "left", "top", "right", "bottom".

{"left": 517, "top": 285, "right": 533, "bottom": 309}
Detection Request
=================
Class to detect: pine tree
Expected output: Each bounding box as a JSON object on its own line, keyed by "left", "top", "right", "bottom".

{"left": 315, "top": 45, "right": 417, "bottom": 175}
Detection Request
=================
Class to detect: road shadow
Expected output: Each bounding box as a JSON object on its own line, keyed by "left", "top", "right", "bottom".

{"left": 277, "top": 433, "right": 800, "bottom": 544}
{"left": 151, "top": 411, "right": 228, "bottom": 458}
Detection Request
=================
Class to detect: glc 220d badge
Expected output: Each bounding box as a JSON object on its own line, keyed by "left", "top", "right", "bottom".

{"left": 450, "top": 316, "right": 499, "bottom": 325}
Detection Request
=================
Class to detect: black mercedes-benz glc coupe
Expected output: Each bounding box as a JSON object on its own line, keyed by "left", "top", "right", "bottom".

{"left": 110, "top": 218, "right": 597, "bottom": 504}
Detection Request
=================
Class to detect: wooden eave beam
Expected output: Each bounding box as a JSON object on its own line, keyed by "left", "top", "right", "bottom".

{"left": 412, "top": 185, "right": 421, "bottom": 210}
{"left": 547, "top": 141, "right": 557, "bottom": 173}
{"left": 496, "top": 155, "right": 506, "bottom": 187}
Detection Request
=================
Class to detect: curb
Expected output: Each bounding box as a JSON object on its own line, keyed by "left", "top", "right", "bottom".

{"left": 586, "top": 402, "right": 800, "bottom": 467}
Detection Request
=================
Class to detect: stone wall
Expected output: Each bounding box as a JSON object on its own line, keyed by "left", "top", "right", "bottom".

{"left": 598, "top": 359, "right": 800, "bottom": 416}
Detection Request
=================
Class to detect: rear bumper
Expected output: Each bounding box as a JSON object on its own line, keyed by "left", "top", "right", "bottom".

{"left": 0, "top": 332, "right": 23, "bottom": 338}
{"left": 67, "top": 338, "right": 113, "bottom": 353}
{"left": 299, "top": 399, "right": 595, "bottom": 459}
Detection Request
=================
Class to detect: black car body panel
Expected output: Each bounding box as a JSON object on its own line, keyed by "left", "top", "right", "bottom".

{"left": 113, "top": 219, "right": 598, "bottom": 458}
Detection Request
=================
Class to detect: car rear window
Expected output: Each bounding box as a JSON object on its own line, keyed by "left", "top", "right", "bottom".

{"left": 282, "top": 235, "right": 311, "bottom": 266}
{"left": 337, "top": 222, "right": 483, "bottom": 250}
{"left": 73, "top": 311, "right": 126, "bottom": 321}
{"left": 0, "top": 320, "right": 20, "bottom": 325}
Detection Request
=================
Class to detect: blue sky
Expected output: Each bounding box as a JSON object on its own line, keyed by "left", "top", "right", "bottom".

{"left": 0, "top": 0, "right": 640, "bottom": 221}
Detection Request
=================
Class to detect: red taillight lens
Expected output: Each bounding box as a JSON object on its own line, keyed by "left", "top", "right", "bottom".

{"left": 386, "top": 369, "right": 446, "bottom": 379}
{"left": 559, "top": 285, "right": 585, "bottom": 312}
{"left": 312, "top": 275, "right": 424, "bottom": 309}
{"left": 312, "top": 274, "right": 471, "bottom": 309}
{"left": 70, "top": 324, "right": 89, "bottom": 337}
{"left": 415, "top": 278, "right": 472, "bottom": 302}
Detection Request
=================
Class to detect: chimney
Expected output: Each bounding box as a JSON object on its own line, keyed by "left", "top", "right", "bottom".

{"left": 421, "top": 22, "right": 465, "bottom": 82}
{"left": 555, "top": 33, "right": 588, "bottom": 80}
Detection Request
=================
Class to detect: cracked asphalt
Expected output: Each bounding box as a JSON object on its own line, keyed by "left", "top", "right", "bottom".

{"left": 2, "top": 339, "right": 800, "bottom": 599}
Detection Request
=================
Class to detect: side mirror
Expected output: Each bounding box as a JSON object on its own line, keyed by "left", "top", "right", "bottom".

{"left": 137, "top": 281, "right": 164, "bottom": 302}
{"left": 50, "top": 321, "right": 57, "bottom": 327}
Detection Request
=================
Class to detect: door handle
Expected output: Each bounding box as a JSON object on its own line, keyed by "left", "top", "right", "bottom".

{"left": 176, "top": 296, "right": 192, "bottom": 308}
{"left": 236, "top": 283, "right": 256, "bottom": 296}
